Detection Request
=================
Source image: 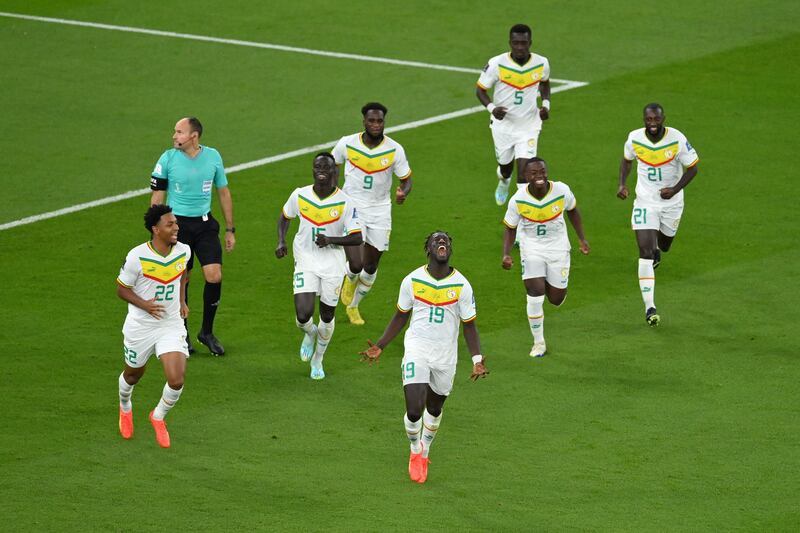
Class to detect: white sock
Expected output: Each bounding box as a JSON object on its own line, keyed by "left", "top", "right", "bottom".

{"left": 349, "top": 270, "right": 377, "bottom": 308}
{"left": 527, "top": 295, "right": 545, "bottom": 344}
{"left": 404, "top": 413, "right": 423, "bottom": 454}
{"left": 118, "top": 373, "right": 134, "bottom": 412}
{"left": 345, "top": 263, "right": 359, "bottom": 283}
{"left": 296, "top": 317, "right": 316, "bottom": 335}
{"left": 638, "top": 258, "right": 656, "bottom": 310}
{"left": 152, "top": 383, "right": 182, "bottom": 421}
{"left": 421, "top": 409, "right": 442, "bottom": 458}
{"left": 312, "top": 318, "right": 335, "bottom": 365}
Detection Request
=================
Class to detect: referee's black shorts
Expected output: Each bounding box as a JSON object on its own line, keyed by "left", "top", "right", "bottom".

{"left": 175, "top": 213, "right": 222, "bottom": 270}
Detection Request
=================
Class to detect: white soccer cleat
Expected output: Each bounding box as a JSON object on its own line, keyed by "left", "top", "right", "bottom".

{"left": 310, "top": 363, "right": 325, "bottom": 380}
{"left": 529, "top": 342, "right": 547, "bottom": 358}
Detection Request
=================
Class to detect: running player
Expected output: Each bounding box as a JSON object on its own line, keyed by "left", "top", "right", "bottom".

{"left": 477, "top": 24, "right": 551, "bottom": 205}
{"left": 276, "top": 152, "right": 362, "bottom": 379}
{"left": 360, "top": 231, "right": 488, "bottom": 484}
{"left": 116, "top": 204, "right": 190, "bottom": 448}
{"left": 502, "top": 158, "right": 589, "bottom": 357}
{"left": 617, "top": 103, "right": 699, "bottom": 326}
{"left": 333, "top": 102, "right": 413, "bottom": 326}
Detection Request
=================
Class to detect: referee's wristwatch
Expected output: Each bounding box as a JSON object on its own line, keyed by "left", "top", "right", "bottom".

{"left": 226, "top": 227, "right": 236, "bottom": 234}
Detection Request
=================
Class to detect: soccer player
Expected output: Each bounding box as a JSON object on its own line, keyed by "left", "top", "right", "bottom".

{"left": 360, "top": 231, "right": 489, "bottom": 484}
{"left": 476, "top": 23, "right": 551, "bottom": 206}
{"left": 116, "top": 204, "right": 190, "bottom": 449}
{"left": 150, "top": 117, "right": 234, "bottom": 356}
{"left": 617, "top": 103, "right": 699, "bottom": 326}
{"left": 333, "top": 102, "right": 413, "bottom": 326}
{"left": 276, "top": 152, "right": 362, "bottom": 379}
{"left": 502, "top": 158, "right": 589, "bottom": 357}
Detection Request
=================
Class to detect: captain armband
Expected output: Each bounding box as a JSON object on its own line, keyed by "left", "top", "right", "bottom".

{"left": 150, "top": 176, "right": 168, "bottom": 191}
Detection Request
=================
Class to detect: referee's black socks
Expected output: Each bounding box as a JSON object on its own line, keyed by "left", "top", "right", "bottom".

{"left": 202, "top": 282, "right": 222, "bottom": 334}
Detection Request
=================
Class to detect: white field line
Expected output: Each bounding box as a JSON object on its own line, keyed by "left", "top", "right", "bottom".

{"left": 0, "top": 11, "right": 589, "bottom": 231}
{"left": 0, "top": 11, "right": 588, "bottom": 86}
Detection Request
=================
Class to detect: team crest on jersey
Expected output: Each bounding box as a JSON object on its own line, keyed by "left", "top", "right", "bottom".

{"left": 329, "top": 207, "right": 340, "bottom": 218}
{"left": 446, "top": 289, "right": 457, "bottom": 299}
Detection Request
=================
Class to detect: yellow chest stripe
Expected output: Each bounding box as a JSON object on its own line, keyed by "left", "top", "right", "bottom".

{"left": 346, "top": 145, "right": 396, "bottom": 175}
{"left": 633, "top": 140, "right": 679, "bottom": 167}
{"left": 498, "top": 63, "right": 545, "bottom": 90}
{"left": 139, "top": 254, "right": 186, "bottom": 284}
{"left": 411, "top": 279, "right": 463, "bottom": 306}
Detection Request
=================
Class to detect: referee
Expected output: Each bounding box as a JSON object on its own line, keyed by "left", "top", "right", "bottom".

{"left": 150, "top": 117, "right": 235, "bottom": 356}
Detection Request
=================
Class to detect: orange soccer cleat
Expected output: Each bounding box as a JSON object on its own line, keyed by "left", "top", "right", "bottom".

{"left": 409, "top": 446, "right": 430, "bottom": 483}
{"left": 149, "top": 411, "right": 171, "bottom": 448}
{"left": 119, "top": 407, "right": 133, "bottom": 439}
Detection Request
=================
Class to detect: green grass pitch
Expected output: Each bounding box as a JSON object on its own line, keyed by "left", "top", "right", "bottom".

{"left": 1, "top": 1, "right": 798, "bottom": 530}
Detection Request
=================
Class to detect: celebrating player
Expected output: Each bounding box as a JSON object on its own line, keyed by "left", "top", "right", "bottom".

{"left": 276, "top": 153, "right": 362, "bottom": 379}
{"left": 116, "top": 204, "right": 190, "bottom": 448}
{"left": 476, "top": 23, "right": 551, "bottom": 205}
{"left": 333, "top": 102, "right": 413, "bottom": 326}
{"left": 502, "top": 158, "right": 589, "bottom": 357}
{"left": 617, "top": 103, "right": 699, "bottom": 326}
{"left": 360, "top": 231, "right": 488, "bottom": 484}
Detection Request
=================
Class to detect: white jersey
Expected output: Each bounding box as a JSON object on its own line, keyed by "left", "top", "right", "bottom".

{"left": 477, "top": 52, "right": 550, "bottom": 131}
{"left": 503, "top": 181, "right": 577, "bottom": 253}
{"left": 117, "top": 241, "right": 190, "bottom": 327}
{"left": 624, "top": 127, "right": 699, "bottom": 205}
{"left": 332, "top": 132, "right": 412, "bottom": 211}
{"left": 282, "top": 185, "right": 361, "bottom": 276}
{"left": 396, "top": 266, "right": 477, "bottom": 366}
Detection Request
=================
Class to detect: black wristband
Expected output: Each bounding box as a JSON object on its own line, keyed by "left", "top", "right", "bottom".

{"left": 226, "top": 227, "right": 236, "bottom": 233}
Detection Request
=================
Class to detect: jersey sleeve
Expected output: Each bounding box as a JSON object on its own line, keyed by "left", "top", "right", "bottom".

{"left": 212, "top": 150, "right": 229, "bottom": 188}
{"left": 331, "top": 137, "right": 347, "bottom": 165}
{"left": 541, "top": 57, "right": 551, "bottom": 82}
{"left": 152, "top": 151, "right": 170, "bottom": 179}
{"left": 282, "top": 189, "right": 299, "bottom": 219}
{"left": 393, "top": 144, "right": 412, "bottom": 179}
{"left": 396, "top": 275, "right": 413, "bottom": 313}
{"left": 343, "top": 200, "right": 362, "bottom": 235}
{"left": 677, "top": 133, "right": 699, "bottom": 168}
{"left": 564, "top": 184, "right": 577, "bottom": 211}
{"left": 116, "top": 250, "right": 140, "bottom": 288}
{"left": 477, "top": 57, "right": 498, "bottom": 90}
{"left": 503, "top": 195, "right": 520, "bottom": 228}
{"left": 623, "top": 133, "right": 636, "bottom": 161}
{"left": 458, "top": 280, "right": 477, "bottom": 322}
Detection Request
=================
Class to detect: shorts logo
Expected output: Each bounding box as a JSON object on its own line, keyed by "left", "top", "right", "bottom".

{"left": 561, "top": 268, "right": 568, "bottom": 278}
{"left": 329, "top": 208, "right": 340, "bottom": 218}
{"left": 528, "top": 139, "right": 537, "bottom": 147}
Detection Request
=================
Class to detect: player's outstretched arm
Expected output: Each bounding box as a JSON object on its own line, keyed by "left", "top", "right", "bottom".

{"left": 566, "top": 208, "right": 590, "bottom": 255}
{"left": 617, "top": 158, "right": 632, "bottom": 199}
{"left": 502, "top": 227, "right": 516, "bottom": 269}
{"left": 116, "top": 284, "right": 165, "bottom": 319}
{"left": 462, "top": 321, "right": 488, "bottom": 381}
{"left": 275, "top": 214, "right": 290, "bottom": 258}
{"left": 359, "top": 310, "right": 410, "bottom": 365}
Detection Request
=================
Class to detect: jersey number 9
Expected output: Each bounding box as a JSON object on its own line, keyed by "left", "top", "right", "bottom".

{"left": 363, "top": 176, "right": 373, "bottom": 189}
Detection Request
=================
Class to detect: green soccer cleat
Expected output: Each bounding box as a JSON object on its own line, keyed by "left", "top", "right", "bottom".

{"left": 646, "top": 307, "right": 660, "bottom": 326}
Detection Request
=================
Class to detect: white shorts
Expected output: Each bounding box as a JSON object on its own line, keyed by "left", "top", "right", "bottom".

{"left": 355, "top": 204, "right": 392, "bottom": 251}
{"left": 521, "top": 249, "right": 571, "bottom": 288}
{"left": 491, "top": 124, "right": 541, "bottom": 165}
{"left": 293, "top": 268, "right": 341, "bottom": 306}
{"left": 401, "top": 339, "right": 457, "bottom": 396}
{"left": 631, "top": 198, "right": 683, "bottom": 237}
{"left": 122, "top": 319, "right": 189, "bottom": 369}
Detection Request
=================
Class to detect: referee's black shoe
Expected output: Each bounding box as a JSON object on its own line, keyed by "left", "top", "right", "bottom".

{"left": 197, "top": 330, "right": 225, "bottom": 356}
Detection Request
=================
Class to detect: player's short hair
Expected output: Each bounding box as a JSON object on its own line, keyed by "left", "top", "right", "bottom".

{"left": 509, "top": 24, "right": 532, "bottom": 38}
{"left": 361, "top": 102, "right": 388, "bottom": 117}
{"left": 314, "top": 151, "right": 336, "bottom": 164}
{"left": 423, "top": 230, "right": 452, "bottom": 253}
{"left": 144, "top": 204, "right": 173, "bottom": 234}
{"left": 643, "top": 103, "right": 664, "bottom": 115}
{"left": 525, "top": 156, "right": 547, "bottom": 169}
{"left": 186, "top": 116, "right": 203, "bottom": 137}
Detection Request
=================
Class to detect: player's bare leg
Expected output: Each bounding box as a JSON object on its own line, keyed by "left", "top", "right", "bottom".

{"left": 495, "top": 161, "right": 514, "bottom": 205}
{"left": 294, "top": 292, "right": 318, "bottom": 362}
{"left": 118, "top": 364, "right": 146, "bottom": 439}
{"left": 636, "top": 230, "right": 660, "bottom": 325}
{"left": 149, "top": 351, "right": 186, "bottom": 448}
{"left": 655, "top": 232, "right": 675, "bottom": 269}
{"left": 347, "top": 244, "right": 383, "bottom": 325}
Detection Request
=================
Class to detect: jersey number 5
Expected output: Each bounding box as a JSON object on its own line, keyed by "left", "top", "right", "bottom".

{"left": 514, "top": 91, "right": 524, "bottom": 105}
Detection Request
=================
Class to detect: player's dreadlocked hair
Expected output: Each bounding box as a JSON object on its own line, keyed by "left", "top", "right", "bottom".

{"left": 144, "top": 204, "right": 173, "bottom": 234}
{"left": 423, "top": 230, "right": 453, "bottom": 254}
